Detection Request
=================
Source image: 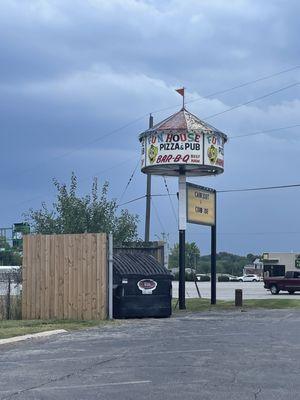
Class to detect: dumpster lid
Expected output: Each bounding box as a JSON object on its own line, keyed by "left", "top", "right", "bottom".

{"left": 113, "top": 253, "right": 171, "bottom": 276}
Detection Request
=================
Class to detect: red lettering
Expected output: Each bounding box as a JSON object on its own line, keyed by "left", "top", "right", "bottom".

{"left": 166, "top": 134, "right": 173, "bottom": 142}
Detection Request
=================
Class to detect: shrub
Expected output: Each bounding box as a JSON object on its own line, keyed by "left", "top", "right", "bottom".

{"left": 174, "top": 271, "right": 196, "bottom": 281}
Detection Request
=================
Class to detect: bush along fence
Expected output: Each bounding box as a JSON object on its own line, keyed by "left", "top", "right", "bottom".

{"left": 0, "top": 268, "right": 22, "bottom": 320}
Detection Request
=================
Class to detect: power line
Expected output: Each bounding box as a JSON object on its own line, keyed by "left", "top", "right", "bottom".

{"left": 14, "top": 157, "right": 135, "bottom": 208}
{"left": 119, "top": 182, "right": 300, "bottom": 207}
{"left": 12, "top": 65, "right": 300, "bottom": 182}
{"left": 15, "top": 115, "right": 148, "bottom": 177}
{"left": 218, "top": 183, "right": 300, "bottom": 193}
{"left": 162, "top": 176, "right": 178, "bottom": 224}
{"left": 7, "top": 65, "right": 300, "bottom": 215}
{"left": 230, "top": 123, "right": 300, "bottom": 139}
{"left": 116, "top": 182, "right": 300, "bottom": 208}
{"left": 117, "top": 195, "right": 146, "bottom": 208}
{"left": 150, "top": 65, "right": 300, "bottom": 115}
{"left": 168, "top": 230, "right": 300, "bottom": 237}
{"left": 118, "top": 159, "right": 140, "bottom": 203}
{"left": 151, "top": 198, "right": 166, "bottom": 233}
{"left": 186, "top": 65, "right": 300, "bottom": 106}
{"left": 204, "top": 81, "right": 299, "bottom": 120}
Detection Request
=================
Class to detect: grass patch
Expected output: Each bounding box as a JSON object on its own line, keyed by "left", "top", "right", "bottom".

{"left": 173, "top": 298, "right": 300, "bottom": 313}
{"left": 0, "top": 319, "right": 111, "bottom": 340}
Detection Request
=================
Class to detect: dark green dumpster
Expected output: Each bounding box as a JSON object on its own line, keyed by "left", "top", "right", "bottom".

{"left": 113, "top": 253, "right": 172, "bottom": 318}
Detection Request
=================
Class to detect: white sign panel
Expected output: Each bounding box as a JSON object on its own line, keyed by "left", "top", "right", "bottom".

{"left": 204, "top": 134, "right": 225, "bottom": 169}
{"left": 140, "top": 136, "right": 146, "bottom": 169}
{"left": 143, "top": 131, "right": 203, "bottom": 167}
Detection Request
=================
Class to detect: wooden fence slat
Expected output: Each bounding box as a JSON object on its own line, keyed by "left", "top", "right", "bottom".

{"left": 96, "top": 234, "right": 101, "bottom": 319}
{"left": 77, "top": 234, "right": 83, "bottom": 320}
{"left": 100, "top": 234, "right": 107, "bottom": 319}
{"left": 91, "top": 234, "right": 97, "bottom": 319}
{"left": 49, "top": 235, "right": 55, "bottom": 319}
{"left": 40, "top": 235, "right": 45, "bottom": 319}
{"left": 22, "top": 236, "right": 27, "bottom": 319}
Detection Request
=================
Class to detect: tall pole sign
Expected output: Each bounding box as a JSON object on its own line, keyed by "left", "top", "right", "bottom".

{"left": 139, "top": 88, "right": 227, "bottom": 311}
{"left": 186, "top": 183, "right": 217, "bottom": 304}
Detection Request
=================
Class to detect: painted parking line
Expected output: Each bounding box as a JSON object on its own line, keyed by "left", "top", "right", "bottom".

{"left": 145, "top": 349, "right": 213, "bottom": 355}
{"left": 32, "top": 380, "right": 152, "bottom": 391}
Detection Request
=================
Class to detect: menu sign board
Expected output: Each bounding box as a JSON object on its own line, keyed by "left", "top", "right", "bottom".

{"left": 187, "top": 183, "right": 216, "bottom": 226}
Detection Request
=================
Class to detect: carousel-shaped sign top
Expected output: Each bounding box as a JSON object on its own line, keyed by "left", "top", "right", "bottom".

{"left": 139, "top": 106, "right": 228, "bottom": 177}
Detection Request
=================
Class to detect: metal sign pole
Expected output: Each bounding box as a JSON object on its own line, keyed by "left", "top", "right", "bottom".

{"left": 178, "top": 171, "right": 186, "bottom": 310}
{"left": 211, "top": 193, "right": 217, "bottom": 305}
{"left": 108, "top": 233, "right": 114, "bottom": 319}
{"left": 144, "top": 114, "right": 154, "bottom": 242}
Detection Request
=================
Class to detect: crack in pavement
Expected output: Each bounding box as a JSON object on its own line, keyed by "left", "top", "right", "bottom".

{"left": 1, "top": 351, "right": 128, "bottom": 400}
{"left": 254, "top": 387, "right": 262, "bottom": 399}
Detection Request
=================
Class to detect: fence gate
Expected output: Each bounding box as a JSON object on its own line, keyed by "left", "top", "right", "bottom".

{"left": 22, "top": 233, "right": 107, "bottom": 320}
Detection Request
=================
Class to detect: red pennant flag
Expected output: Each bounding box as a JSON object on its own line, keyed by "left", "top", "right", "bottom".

{"left": 176, "top": 88, "right": 185, "bottom": 97}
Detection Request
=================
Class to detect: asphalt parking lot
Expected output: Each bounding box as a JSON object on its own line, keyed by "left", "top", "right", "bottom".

{"left": 1, "top": 308, "right": 300, "bottom": 400}
{"left": 172, "top": 281, "right": 300, "bottom": 300}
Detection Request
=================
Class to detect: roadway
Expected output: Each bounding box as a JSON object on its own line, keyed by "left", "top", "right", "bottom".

{"left": 172, "top": 281, "right": 299, "bottom": 300}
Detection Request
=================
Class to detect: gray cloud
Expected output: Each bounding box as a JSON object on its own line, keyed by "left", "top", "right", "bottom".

{"left": 1, "top": 0, "right": 300, "bottom": 254}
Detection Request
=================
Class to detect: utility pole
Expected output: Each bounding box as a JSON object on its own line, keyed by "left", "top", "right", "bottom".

{"left": 144, "top": 114, "right": 153, "bottom": 242}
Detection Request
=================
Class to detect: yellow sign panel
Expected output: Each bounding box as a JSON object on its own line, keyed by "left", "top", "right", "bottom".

{"left": 187, "top": 183, "right": 216, "bottom": 226}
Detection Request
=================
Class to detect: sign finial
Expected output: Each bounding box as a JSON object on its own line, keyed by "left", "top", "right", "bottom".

{"left": 175, "top": 87, "right": 185, "bottom": 109}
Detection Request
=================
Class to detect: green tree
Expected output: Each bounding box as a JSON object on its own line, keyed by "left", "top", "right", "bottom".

{"left": 169, "top": 242, "right": 200, "bottom": 270}
{"left": 0, "top": 236, "right": 22, "bottom": 266}
{"left": 195, "top": 251, "right": 255, "bottom": 275}
{"left": 25, "top": 173, "right": 139, "bottom": 245}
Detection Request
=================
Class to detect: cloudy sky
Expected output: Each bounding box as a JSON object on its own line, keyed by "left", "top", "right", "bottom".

{"left": 1, "top": 0, "right": 300, "bottom": 255}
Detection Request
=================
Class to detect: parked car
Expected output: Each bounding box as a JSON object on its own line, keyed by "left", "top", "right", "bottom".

{"left": 237, "top": 274, "right": 260, "bottom": 282}
{"left": 228, "top": 275, "right": 239, "bottom": 282}
{"left": 218, "top": 275, "right": 230, "bottom": 282}
{"left": 196, "top": 274, "right": 210, "bottom": 282}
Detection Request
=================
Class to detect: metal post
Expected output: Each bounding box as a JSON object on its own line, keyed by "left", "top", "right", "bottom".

{"left": 108, "top": 233, "right": 113, "bottom": 320}
{"left": 211, "top": 225, "right": 216, "bottom": 305}
{"left": 6, "top": 275, "right": 11, "bottom": 320}
{"left": 178, "top": 172, "right": 186, "bottom": 310}
{"left": 179, "top": 230, "right": 186, "bottom": 309}
{"left": 235, "top": 289, "right": 243, "bottom": 307}
{"left": 144, "top": 114, "right": 154, "bottom": 242}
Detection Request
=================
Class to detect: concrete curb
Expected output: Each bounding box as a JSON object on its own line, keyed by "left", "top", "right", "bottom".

{"left": 0, "top": 329, "right": 67, "bottom": 346}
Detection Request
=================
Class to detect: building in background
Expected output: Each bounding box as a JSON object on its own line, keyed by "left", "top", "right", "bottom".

{"left": 262, "top": 252, "right": 300, "bottom": 277}
{"left": 243, "top": 258, "right": 263, "bottom": 276}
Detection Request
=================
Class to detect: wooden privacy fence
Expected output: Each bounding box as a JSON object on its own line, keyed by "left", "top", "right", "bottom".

{"left": 22, "top": 233, "right": 107, "bottom": 320}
